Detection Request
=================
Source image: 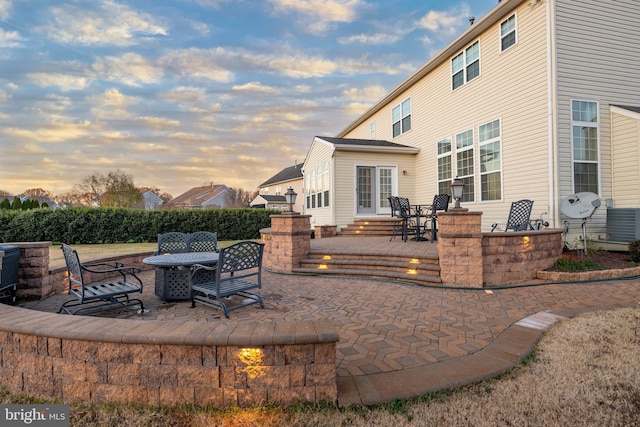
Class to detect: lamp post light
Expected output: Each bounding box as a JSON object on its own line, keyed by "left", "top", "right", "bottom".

{"left": 284, "top": 187, "right": 297, "bottom": 213}
{"left": 450, "top": 177, "right": 464, "bottom": 209}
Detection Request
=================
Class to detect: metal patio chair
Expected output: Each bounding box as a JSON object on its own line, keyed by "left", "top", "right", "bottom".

{"left": 190, "top": 241, "right": 265, "bottom": 318}
{"left": 58, "top": 243, "right": 144, "bottom": 315}
{"left": 491, "top": 199, "right": 535, "bottom": 232}
{"left": 155, "top": 232, "right": 189, "bottom": 255}
{"left": 188, "top": 231, "right": 219, "bottom": 253}
{"left": 422, "top": 194, "right": 451, "bottom": 241}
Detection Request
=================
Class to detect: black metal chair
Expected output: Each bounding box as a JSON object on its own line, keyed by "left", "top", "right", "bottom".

{"left": 491, "top": 199, "right": 535, "bottom": 232}
{"left": 190, "top": 241, "right": 265, "bottom": 318}
{"left": 58, "top": 243, "right": 144, "bottom": 315}
{"left": 389, "top": 197, "right": 417, "bottom": 241}
{"left": 422, "top": 194, "right": 451, "bottom": 241}
{"left": 155, "top": 232, "right": 189, "bottom": 255}
{"left": 188, "top": 231, "right": 219, "bottom": 253}
{"left": 389, "top": 196, "right": 405, "bottom": 241}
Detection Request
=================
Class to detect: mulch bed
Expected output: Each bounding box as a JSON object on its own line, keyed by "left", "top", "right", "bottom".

{"left": 555, "top": 250, "right": 635, "bottom": 270}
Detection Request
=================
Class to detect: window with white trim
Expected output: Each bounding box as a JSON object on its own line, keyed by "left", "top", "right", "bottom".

{"left": 500, "top": 14, "right": 516, "bottom": 52}
{"left": 452, "top": 41, "right": 480, "bottom": 90}
{"left": 479, "top": 119, "right": 502, "bottom": 201}
{"left": 370, "top": 122, "right": 376, "bottom": 138}
{"left": 437, "top": 137, "right": 453, "bottom": 195}
{"left": 323, "top": 160, "right": 330, "bottom": 207}
{"left": 572, "top": 100, "right": 599, "bottom": 194}
{"left": 392, "top": 98, "right": 411, "bottom": 137}
{"left": 456, "top": 129, "right": 475, "bottom": 202}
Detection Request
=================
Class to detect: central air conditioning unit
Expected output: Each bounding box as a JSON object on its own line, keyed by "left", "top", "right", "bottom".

{"left": 606, "top": 208, "right": 640, "bottom": 242}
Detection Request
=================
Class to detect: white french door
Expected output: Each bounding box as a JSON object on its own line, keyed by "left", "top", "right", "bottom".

{"left": 356, "top": 166, "right": 394, "bottom": 215}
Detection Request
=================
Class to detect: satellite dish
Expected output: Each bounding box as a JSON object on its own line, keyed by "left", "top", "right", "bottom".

{"left": 559, "top": 192, "right": 601, "bottom": 254}
{"left": 560, "top": 192, "right": 601, "bottom": 219}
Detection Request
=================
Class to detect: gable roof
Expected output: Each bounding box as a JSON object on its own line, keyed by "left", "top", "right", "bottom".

{"left": 163, "top": 185, "right": 228, "bottom": 208}
{"left": 315, "top": 136, "right": 420, "bottom": 153}
{"left": 260, "top": 162, "right": 304, "bottom": 187}
{"left": 337, "top": 0, "right": 519, "bottom": 137}
{"left": 258, "top": 195, "right": 287, "bottom": 202}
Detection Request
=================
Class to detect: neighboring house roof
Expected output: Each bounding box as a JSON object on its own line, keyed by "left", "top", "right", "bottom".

{"left": 260, "top": 162, "right": 304, "bottom": 187}
{"left": 163, "top": 185, "right": 228, "bottom": 209}
{"left": 258, "top": 195, "right": 287, "bottom": 203}
{"left": 314, "top": 136, "right": 420, "bottom": 153}
{"left": 337, "top": 0, "right": 518, "bottom": 137}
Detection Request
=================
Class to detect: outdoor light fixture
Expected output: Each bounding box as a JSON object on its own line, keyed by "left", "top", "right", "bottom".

{"left": 284, "top": 187, "right": 297, "bottom": 213}
{"left": 450, "top": 177, "right": 464, "bottom": 209}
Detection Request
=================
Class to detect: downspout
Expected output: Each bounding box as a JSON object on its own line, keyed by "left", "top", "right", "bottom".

{"left": 546, "top": 0, "right": 559, "bottom": 227}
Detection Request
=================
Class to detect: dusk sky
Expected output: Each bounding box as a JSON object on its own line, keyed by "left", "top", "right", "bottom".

{"left": 1, "top": 0, "right": 499, "bottom": 198}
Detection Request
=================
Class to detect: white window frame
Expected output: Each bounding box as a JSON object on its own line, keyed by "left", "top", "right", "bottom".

{"left": 455, "top": 129, "right": 475, "bottom": 202}
{"left": 571, "top": 99, "right": 600, "bottom": 194}
{"left": 370, "top": 121, "right": 376, "bottom": 138}
{"left": 392, "top": 97, "right": 411, "bottom": 138}
{"left": 478, "top": 119, "right": 503, "bottom": 201}
{"left": 452, "top": 41, "right": 480, "bottom": 90}
{"left": 500, "top": 14, "right": 517, "bottom": 52}
{"left": 436, "top": 137, "right": 453, "bottom": 196}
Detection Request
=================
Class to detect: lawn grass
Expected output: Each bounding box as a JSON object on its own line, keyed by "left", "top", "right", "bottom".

{"left": 48, "top": 241, "right": 255, "bottom": 269}
{"left": 1, "top": 307, "right": 638, "bottom": 426}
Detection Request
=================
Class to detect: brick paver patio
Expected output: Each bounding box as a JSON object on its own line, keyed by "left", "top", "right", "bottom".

{"left": 21, "top": 237, "right": 640, "bottom": 406}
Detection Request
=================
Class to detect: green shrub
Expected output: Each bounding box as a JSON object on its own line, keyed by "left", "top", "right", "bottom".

{"left": 629, "top": 239, "right": 640, "bottom": 263}
{"left": 0, "top": 207, "right": 274, "bottom": 244}
{"left": 552, "top": 257, "right": 606, "bottom": 272}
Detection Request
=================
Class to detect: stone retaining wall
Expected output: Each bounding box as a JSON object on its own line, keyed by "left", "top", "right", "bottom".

{"left": 0, "top": 304, "right": 338, "bottom": 407}
{"left": 483, "top": 229, "right": 563, "bottom": 286}
{"left": 0, "top": 242, "right": 338, "bottom": 408}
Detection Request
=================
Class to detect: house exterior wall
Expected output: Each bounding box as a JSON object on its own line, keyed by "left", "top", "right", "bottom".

{"left": 303, "top": 139, "right": 335, "bottom": 228}
{"left": 340, "top": 0, "right": 552, "bottom": 230}
{"left": 333, "top": 151, "right": 415, "bottom": 230}
{"left": 554, "top": 0, "right": 640, "bottom": 237}
{"left": 611, "top": 110, "right": 640, "bottom": 207}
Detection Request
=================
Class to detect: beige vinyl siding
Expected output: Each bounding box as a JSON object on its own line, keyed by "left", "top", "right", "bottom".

{"left": 555, "top": 0, "right": 640, "bottom": 237}
{"left": 341, "top": 1, "right": 551, "bottom": 230}
{"left": 611, "top": 111, "right": 640, "bottom": 207}
{"left": 333, "top": 151, "right": 415, "bottom": 230}
{"left": 303, "top": 139, "right": 334, "bottom": 227}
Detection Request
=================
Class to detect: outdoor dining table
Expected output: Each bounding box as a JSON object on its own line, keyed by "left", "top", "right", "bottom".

{"left": 410, "top": 203, "right": 432, "bottom": 241}
{"left": 143, "top": 252, "right": 219, "bottom": 302}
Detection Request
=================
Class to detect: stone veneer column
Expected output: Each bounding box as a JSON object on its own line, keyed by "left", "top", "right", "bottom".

{"left": 437, "top": 210, "right": 484, "bottom": 288}
{"left": 262, "top": 214, "right": 311, "bottom": 273}
{"left": 11, "top": 242, "right": 52, "bottom": 300}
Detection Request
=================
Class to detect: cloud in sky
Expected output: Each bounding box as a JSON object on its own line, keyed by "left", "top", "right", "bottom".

{"left": 0, "top": 0, "right": 498, "bottom": 197}
{"left": 36, "top": 0, "right": 167, "bottom": 47}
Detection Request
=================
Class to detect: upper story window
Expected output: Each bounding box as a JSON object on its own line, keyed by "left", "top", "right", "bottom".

{"left": 392, "top": 98, "right": 411, "bottom": 137}
{"left": 370, "top": 122, "right": 376, "bottom": 138}
{"left": 452, "top": 41, "right": 480, "bottom": 90}
{"left": 500, "top": 14, "right": 517, "bottom": 51}
{"left": 572, "top": 100, "right": 599, "bottom": 194}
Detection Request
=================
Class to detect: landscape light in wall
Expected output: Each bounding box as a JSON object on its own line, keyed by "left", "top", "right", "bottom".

{"left": 285, "top": 187, "right": 297, "bottom": 214}
{"left": 450, "top": 177, "right": 464, "bottom": 209}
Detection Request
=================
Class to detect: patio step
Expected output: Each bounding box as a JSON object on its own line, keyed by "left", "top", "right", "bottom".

{"left": 293, "top": 252, "right": 441, "bottom": 285}
{"left": 339, "top": 218, "right": 399, "bottom": 237}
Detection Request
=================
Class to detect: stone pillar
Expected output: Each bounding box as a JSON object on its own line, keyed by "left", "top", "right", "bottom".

{"left": 437, "top": 210, "right": 484, "bottom": 288}
{"left": 262, "top": 214, "right": 311, "bottom": 273}
{"left": 314, "top": 225, "right": 337, "bottom": 239}
{"left": 11, "top": 242, "right": 53, "bottom": 300}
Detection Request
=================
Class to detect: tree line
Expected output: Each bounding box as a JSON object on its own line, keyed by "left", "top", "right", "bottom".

{"left": 0, "top": 169, "right": 258, "bottom": 209}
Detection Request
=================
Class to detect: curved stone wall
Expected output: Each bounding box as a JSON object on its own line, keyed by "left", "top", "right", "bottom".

{"left": 0, "top": 303, "right": 338, "bottom": 408}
